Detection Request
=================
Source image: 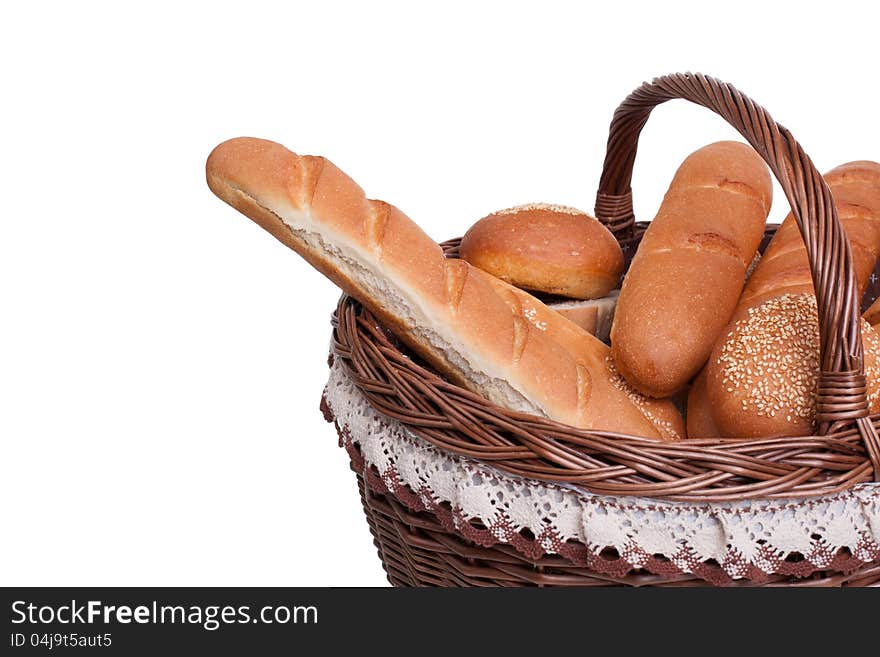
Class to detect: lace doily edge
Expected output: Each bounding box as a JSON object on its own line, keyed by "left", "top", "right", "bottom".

{"left": 321, "top": 393, "right": 880, "bottom": 584}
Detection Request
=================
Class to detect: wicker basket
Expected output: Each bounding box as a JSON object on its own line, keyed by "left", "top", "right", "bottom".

{"left": 321, "top": 73, "right": 880, "bottom": 586}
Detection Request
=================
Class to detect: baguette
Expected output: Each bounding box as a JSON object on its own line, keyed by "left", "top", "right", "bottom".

{"left": 206, "top": 137, "right": 683, "bottom": 440}
{"left": 700, "top": 161, "right": 880, "bottom": 437}
{"left": 736, "top": 162, "right": 880, "bottom": 313}
{"left": 482, "top": 277, "right": 683, "bottom": 440}
{"left": 611, "top": 141, "right": 773, "bottom": 397}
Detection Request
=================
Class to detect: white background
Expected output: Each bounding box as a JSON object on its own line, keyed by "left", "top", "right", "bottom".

{"left": 2, "top": 1, "right": 879, "bottom": 586}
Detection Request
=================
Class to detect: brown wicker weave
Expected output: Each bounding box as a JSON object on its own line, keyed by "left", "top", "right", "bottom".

{"left": 351, "top": 467, "right": 880, "bottom": 587}
{"left": 324, "top": 73, "right": 880, "bottom": 585}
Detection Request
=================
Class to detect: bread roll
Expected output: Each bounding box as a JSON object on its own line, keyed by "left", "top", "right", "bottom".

{"left": 701, "top": 161, "right": 880, "bottom": 437}
{"left": 459, "top": 204, "right": 623, "bottom": 299}
{"left": 546, "top": 291, "right": 618, "bottom": 342}
{"left": 611, "top": 141, "right": 773, "bottom": 398}
{"left": 705, "top": 294, "right": 880, "bottom": 438}
{"left": 206, "top": 137, "right": 683, "bottom": 440}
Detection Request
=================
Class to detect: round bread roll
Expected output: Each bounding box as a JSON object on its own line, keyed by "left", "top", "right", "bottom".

{"left": 459, "top": 203, "right": 624, "bottom": 299}
{"left": 705, "top": 293, "right": 880, "bottom": 438}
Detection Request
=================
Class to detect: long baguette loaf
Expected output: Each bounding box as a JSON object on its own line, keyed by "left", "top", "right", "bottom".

{"left": 699, "top": 161, "right": 880, "bottom": 437}
{"left": 206, "top": 137, "right": 683, "bottom": 440}
{"left": 735, "top": 162, "right": 880, "bottom": 313}
{"left": 611, "top": 142, "right": 772, "bottom": 398}
{"left": 482, "top": 277, "right": 684, "bottom": 440}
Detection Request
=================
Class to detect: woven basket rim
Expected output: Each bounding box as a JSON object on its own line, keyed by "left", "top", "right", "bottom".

{"left": 331, "top": 268, "right": 880, "bottom": 501}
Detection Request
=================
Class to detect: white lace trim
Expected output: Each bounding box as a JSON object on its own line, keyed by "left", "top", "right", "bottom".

{"left": 324, "top": 359, "right": 880, "bottom": 579}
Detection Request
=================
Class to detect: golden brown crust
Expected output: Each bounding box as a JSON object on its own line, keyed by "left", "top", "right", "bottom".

{"left": 206, "top": 137, "right": 682, "bottom": 439}
{"left": 459, "top": 205, "right": 623, "bottom": 299}
{"left": 611, "top": 141, "right": 772, "bottom": 398}
{"left": 482, "top": 276, "right": 683, "bottom": 441}
{"left": 706, "top": 294, "right": 880, "bottom": 438}
{"left": 702, "top": 161, "right": 880, "bottom": 438}
{"left": 685, "top": 369, "right": 720, "bottom": 438}
{"left": 738, "top": 163, "right": 880, "bottom": 313}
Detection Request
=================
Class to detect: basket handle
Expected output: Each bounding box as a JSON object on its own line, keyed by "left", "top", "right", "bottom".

{"left": 593, "top": 72, "right": 880, "bottom": 473}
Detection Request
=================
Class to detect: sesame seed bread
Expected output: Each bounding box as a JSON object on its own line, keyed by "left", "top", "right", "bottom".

{"left": 698, "top": 161, "right": 880, "bottom": 438}
{"left": 610, "top": 142, "right": 773, "bottom": 398}
{"left": 704, "top": 294, "right": 880, "bottom": 438}
{"left": 206, "top": 137, "right": 682, "bottom": 440}
{"left": 545, "top": 291, "right": 619, "bottom": 342}
{"left": 459, "top": 204, "right": 623, "bottom": 299}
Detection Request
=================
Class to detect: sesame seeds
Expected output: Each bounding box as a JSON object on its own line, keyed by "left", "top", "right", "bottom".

{"left": 717, "top": 294, "right": 819, "bottom": 425}
{"left": 717, "top": 295, "right": 880, "bottom": 427}
{"left": 493, "top": 203, "right": 587, "bottom": 217}
{"left": 862, "top": 320, "right": 880, "bottom": 406}
{"left": 606, "top": 355, "right": 679, "bottom": 440}
{"left": 522, "top": 306, "right": 547, "bottom": 331}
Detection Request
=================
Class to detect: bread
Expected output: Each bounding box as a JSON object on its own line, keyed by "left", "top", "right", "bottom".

{"left": 206, "top": 137, "right": 683, "bottom": 440}
{"left": 700, "top": 161, "right": 880, "bottom": 437}
{"left": 685, "top": 369, "right": 721, "bottom": 438}
{"left": 482, "top": 277, "right": 684, "bottom": 440}
{"left": 610, "top": 141, "right": 773, "bottom": 398}
{"left": 736, "top": 162, "right": 880, "bottom": 313}
{"left": 704, "top": 294, "right": 880, "bottom": 438}
{"left": 459, "top": 204, "right": 623, "bottom": 299}
{"left": 546, "top": 291, "right": 618, "bottom": 342}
